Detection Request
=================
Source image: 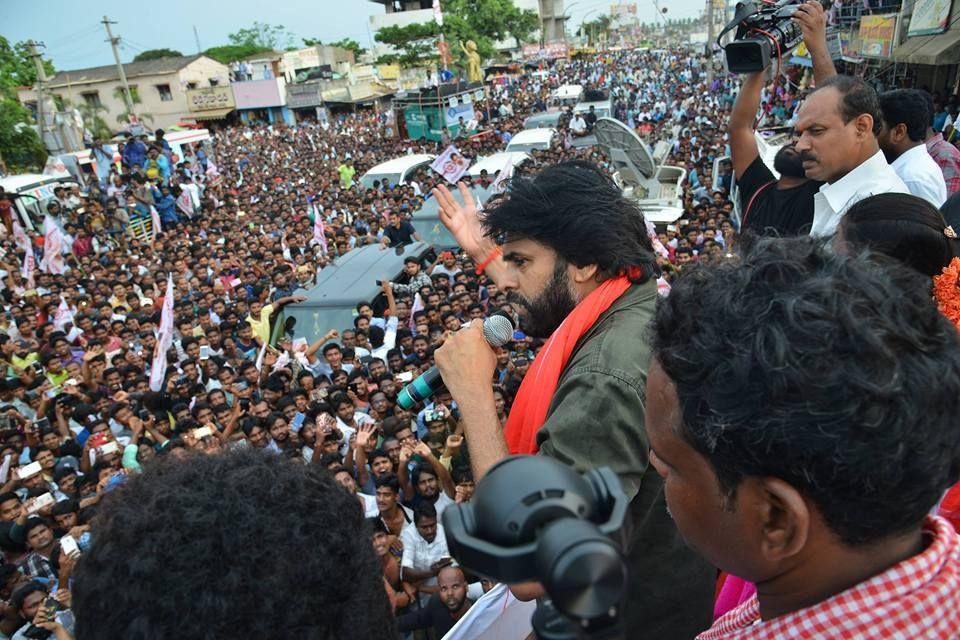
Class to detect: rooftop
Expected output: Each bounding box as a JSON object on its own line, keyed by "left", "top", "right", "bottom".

{"left": 47, "top": 55, "right": 213, "bottom": 88}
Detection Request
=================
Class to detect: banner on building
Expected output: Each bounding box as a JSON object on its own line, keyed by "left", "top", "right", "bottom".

{"left": 186, "top": 86, "right": 236, "bottom": 112}
{"left": 908, "top": 0, "right": 954, "bottom": 36}
{"left": 859, "top": 14, "right": 898, "bottom": 58}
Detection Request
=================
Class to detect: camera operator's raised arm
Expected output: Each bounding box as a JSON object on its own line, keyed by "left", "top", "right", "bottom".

{"left": 793, "top": 1, "right": 836, "bottom": 85}
{"left": 730, "top": 72, "right": 767, "bottom": 180}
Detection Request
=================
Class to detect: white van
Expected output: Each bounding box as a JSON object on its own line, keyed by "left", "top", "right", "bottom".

{"left": 505, "top": 129, "right": 557, "bottom": 154}
{"left": 359, "top": 154, "right": 435, "bottom": 189}
{"left": 0, "top": 173, "right": 77, "bottom": 232}
{"left": 468, "top": 152, "right": 531, "bottom": 177}
{"left": 549, "top": 84, "right": 583, "bottom": 107}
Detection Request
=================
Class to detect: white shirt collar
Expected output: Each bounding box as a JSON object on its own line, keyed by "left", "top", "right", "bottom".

{"left": 818, "top": 150, "right": 890, "bottom": 214}
{"left": 890, "top": 144, "right": 928, "bottom": 170}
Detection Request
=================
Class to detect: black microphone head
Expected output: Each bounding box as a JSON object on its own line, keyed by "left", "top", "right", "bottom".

{"left": 483, "top": 314, "right": 515, "bottom": 347}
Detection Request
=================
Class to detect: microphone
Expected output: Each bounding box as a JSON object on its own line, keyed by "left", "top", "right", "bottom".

{"left": 396, "top": 314, "right": 515, "bottom": 410}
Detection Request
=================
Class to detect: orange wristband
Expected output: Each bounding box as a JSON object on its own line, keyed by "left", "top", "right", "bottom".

{"left": 475, "top": 246, "right": 502, "bottom": 276}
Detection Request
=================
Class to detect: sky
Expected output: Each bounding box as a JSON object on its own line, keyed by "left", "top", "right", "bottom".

{"left": 1, "top": 0, "right": 704, "bottom": 72}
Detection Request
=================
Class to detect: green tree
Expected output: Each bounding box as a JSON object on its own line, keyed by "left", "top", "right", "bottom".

{"left": 133, "top": 48, "right": 184, "bottom": 62}
{"left": 112, "top": 86, "right": 153, "bottom": 125}
{"left": 229, "top": 22, "right": 293, "bottom": 50}
{"left": 71, "top": 100, "right": 112, "bottom": 141}
{"left": 374, "top": 0, "right": 539, "bottom": 68}
{"left": 328, "top": 38, "right": 367, "bottom": 57}
{"left": 0, "top": 36, "right": 51, "bottom": 172}
{"left": 203, "top": 44, "right": 273, "bottom": 64}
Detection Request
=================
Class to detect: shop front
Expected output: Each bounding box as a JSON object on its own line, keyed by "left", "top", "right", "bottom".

{"left": 231, "top": 78, "right": 294, "bottom": 125}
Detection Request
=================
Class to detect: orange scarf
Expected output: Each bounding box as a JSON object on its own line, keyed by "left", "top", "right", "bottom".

{"left": 505, "top": 275, "right": 634, "bottom": 454}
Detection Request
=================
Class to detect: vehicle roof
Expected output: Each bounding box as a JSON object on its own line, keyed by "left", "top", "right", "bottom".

{"left": 468, "top": 152, "right": 531, "bottom": 176}
{"left": 362, "top": 154, "right": 435, "bottom": 176}
{"left": 286, "top": 242, "right": 432, "bottom": 341}
{"left": 0, "top": 174, "right": 72, "bottom": 192}
{"left": 508, "top": 128, "right": 555, "bottom": 145}
{"left": 551, "top": 84, "right": 583, "bottom": 98}
{"left": 524, "top": 111, "right": 562, "bottom": 128}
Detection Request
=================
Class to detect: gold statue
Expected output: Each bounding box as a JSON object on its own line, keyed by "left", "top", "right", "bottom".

{"left": 460, "top": 40, "right": 482, "bottom": 83}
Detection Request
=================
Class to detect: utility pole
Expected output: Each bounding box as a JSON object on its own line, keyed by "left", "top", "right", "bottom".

{"left": 102, "top": 16, "right": 136, "bottom": 120}
{"left": 706, "top": 0, "right": 715, "bottom": 83}
{"left": 25, "top": 40, "right": 48, "bottom": 151}
{"left": 193, "top": 25, "right": 202, "bottom": 54}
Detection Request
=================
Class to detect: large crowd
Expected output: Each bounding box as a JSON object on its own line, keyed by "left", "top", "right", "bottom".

{"left": 0, "top": 5, "right": 959, "bottom": 636}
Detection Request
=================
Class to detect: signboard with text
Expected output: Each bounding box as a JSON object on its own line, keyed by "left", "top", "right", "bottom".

{"left": 859, "top": 14, "right": 898, "bottom": 58}
{"left": 908, "top": 0, "right": 954, "bottom": 36}
{"left": 186, "top": 86, "right": 235, "bottom": 112}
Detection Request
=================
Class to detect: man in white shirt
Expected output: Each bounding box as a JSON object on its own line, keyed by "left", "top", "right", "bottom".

{"left": 794, "top": 75, "right": 908, "bottom": 237}
{"left": 400, "top": 501, "right": 451, "bottom": 605}
{"left": 570, "top": 112, "right": 588, "bottom": 137}
{"left": 877, "top": 89, "right": 948, "bottom": 208}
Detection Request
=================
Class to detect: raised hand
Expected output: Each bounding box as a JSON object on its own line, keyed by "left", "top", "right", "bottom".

{"left": 431, "top": 182, "right": 494, "bottom": 260}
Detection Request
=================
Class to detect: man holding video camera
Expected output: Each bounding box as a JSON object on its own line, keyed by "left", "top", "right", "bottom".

{"left": 730, "top": 1, "right": 834, "bottom": 236}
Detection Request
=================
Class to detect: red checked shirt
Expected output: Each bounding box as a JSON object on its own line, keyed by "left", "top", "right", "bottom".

{"left": 926, "top": 134, "right": 960, "bottom": 197}
{"left": 698, "top": 516, "right": 960, "bottom": 639}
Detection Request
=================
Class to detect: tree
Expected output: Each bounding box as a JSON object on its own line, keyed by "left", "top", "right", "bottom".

{"left": 72, "top": 100, "right": 112, "bottom": 141}
{"left": 328, "top": 38, "right": 367, "bottom": 57}
{"left": 374, "top": 0, "right": 539, "bottom": 68}
{"left": 133, "top": 48, "right": 184, "bottom": 62}
{"left": 0, "top": 36, "right": 51, "bottom": 172}
{"left": 112, "top": 86, "right": 153, "bottom": 125}
{"left": 203, "top": 44, "right": 273, "bottom": 64}
{"left": 229, "top": 22, "right": 293, "bottom": 51}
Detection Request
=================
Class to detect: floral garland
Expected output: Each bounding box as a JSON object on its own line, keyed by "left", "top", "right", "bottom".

{"left": 934, "top": 254, "right": 960, "bottom": 331}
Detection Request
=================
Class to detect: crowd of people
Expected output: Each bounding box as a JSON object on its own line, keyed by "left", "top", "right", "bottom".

{"left": 0, "top": 1, "right": 959, "bottom": 636}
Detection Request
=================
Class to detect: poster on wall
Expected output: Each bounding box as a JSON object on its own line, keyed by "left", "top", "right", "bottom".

{"left": 908, "top": 0, "right": 954, "bottom": 36}
{"left": 859, "top": 14, "right": 898, "bottom": 58}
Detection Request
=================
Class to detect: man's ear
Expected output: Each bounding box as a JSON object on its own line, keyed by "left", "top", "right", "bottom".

{"left": 569, "top": 263, "right": 599, "bottom": 284}
{"left": 893, "top": 122, "right": 909, "bottom": 143}
{"left": 855, "top": 113, "right": 875, "bottom": 139}
{"left": 744, "top": 476, "right": 811, "bottom": 564}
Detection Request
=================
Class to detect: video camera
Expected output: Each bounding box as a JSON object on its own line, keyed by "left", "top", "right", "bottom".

{"left": 721, "top": 0, "right": 820, "bottom": 73}
{"left": 443, "top": 456, "right": 629, "bottom": 640}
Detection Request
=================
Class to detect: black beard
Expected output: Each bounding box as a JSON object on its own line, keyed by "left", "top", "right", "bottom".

{"left": 506, "top": 262, "right": 577, "bottom": 339}
{"left": 773, "top": 146, "right": 806, "bottom": 178}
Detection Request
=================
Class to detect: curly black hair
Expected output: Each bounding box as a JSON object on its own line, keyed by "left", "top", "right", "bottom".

{"left": 651, "top": 236, "right": 960, "bottom": 546}
{"left": 72, "top": 449, "right": 395, "bottom": 639}
{"left": 482, "top": 160, "right": 657, "bottom": 284}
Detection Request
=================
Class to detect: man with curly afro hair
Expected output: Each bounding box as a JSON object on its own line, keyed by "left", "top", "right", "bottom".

{"left": 70, "top": 448, "right": 395, "bottom": 639}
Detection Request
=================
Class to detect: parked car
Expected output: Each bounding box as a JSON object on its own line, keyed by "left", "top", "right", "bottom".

{"left": 359, "top": 154, "right": 435, "bottom": 189}
{"left": 593, "top": 117, "right": 686, "bottom": 227}
{"left": 285, "top": 241, "right": 433, "bottom": 342}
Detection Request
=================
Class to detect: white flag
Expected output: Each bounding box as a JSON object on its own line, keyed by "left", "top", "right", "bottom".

{"left": 20, "top": 251, "right": 35, "bottom": 289}
{"left": 39, "top": 217, "right": 66, "bottom": 275}
{"left": 53, "top": 297, "right": 74, "bottom": 331}
{"left": 12, "top": 219, "right": 31, "bottom": 255}
{"left": 491, "top": 155, "right": 515, "bottom": 194}
{"left": 441, "top": 583, "right": 535, "bottom": 640}
{"left": 313, "top": 205, "right": 328, "bottom": 255}
{"left": 149, "top": 274, "right": 175, "bottom": 392}
{"left": 150, "top": 205, "right": 162, "bottom": 239}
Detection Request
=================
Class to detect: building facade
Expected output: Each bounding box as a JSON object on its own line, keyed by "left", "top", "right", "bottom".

{"left": 18, "top": 55, "right": 231, "bottom": 133}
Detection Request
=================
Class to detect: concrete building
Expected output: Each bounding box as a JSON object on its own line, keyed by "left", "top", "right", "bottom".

{"left": 18, "top": 55, "right": 231, "bottom": 133}
{"left": 538, "top": 0, "right": 566, "bottom": 43}
{"left": 282, "top": 45, "right": 356, "bottom": 83}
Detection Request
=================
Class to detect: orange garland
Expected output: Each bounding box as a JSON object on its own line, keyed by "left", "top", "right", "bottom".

{"left": 934, "top": 257, "right": 960, "bottom": 331}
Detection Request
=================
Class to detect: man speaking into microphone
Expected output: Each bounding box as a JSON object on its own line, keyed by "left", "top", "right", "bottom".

{"left": 431, "top": 161, "right": 714, "bottom": 636}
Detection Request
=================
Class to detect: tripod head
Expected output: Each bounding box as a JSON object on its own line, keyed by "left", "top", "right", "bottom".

{"left": 442, "top": 455, "right": 629, "bottom": 639}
